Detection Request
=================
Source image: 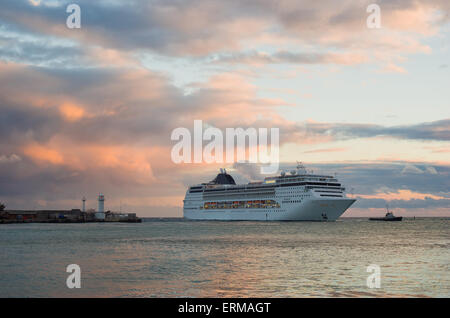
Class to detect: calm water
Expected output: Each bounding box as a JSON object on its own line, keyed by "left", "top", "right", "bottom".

{"left": 0, "top": 218, "right": 448, "bottom": 297}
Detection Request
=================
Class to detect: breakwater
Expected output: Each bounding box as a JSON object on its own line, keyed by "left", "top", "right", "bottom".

{"left": 0, "top": 209, "right": 141, "bottom": 224}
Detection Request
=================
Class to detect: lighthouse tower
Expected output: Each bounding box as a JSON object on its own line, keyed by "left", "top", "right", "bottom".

{"left": 82, "top": 197, "right": 86, "bottom": 212}
{"left": 95, "top": 194, "right": 105, "bottom": 220}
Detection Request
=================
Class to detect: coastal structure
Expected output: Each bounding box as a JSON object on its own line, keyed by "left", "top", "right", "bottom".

{"left": 0, "top": 194, "right": 141, "bottom": 224}
{"left": 0, "top": 209, "right": 140, "bottom": 223}
{"left": 184, "top": 163, "right": 356, "bottom": 221}
{"left": 95, "top": 194, "right": 105, "bottom": 220}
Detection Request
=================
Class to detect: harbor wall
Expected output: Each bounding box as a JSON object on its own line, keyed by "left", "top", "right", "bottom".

{"left": 0, "top": 209, "right": 141, "bottom": 224}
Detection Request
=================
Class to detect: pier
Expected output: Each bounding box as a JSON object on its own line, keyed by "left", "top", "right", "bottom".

{"left": 0, "top": 209, "right": 141, "bottom": 224}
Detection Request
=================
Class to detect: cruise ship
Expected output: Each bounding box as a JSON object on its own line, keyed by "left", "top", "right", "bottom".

{"left": 183, "top": 163, "right": 356, "bottom": 221}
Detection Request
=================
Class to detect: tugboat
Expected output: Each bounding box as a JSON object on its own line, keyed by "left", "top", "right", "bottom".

{"left": 369, "top": 206, "right": 402, "bottom": 221}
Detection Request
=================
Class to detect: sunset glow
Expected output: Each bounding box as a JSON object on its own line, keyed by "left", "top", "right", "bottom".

{"left": 0, "top": 0, "right": 448, "bottom": 217}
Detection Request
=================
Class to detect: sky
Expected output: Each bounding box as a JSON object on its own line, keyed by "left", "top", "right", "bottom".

{"left": 0, "top": 0, "right": 449, "bottom": 217}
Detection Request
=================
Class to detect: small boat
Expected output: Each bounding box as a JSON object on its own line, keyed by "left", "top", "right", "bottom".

{"left": 369, "top": 206, "right": 402, "bottom": 221}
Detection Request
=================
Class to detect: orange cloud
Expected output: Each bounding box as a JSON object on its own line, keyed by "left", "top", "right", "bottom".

{"left": 424, "top": 146, "right": 450, "bottom": 153}
{"left": 303, "top": 147, "right": 347, "bottom": 154}
{"left": 24, "top": 143, "right": 64, "bottom": 165}
{"left": 356, "top": 189, "right": 447, "bottom": 201}
{"left": 383, "top": 6, "right": 441, "bottom": 36}
{"left": 379, "top": 63, "right": 407, "bottom": 74}
{"left": 59, "top": 103, "right": 85, "bottom": 122}
{"left": 22, "top": 137, "right": 158, "bottom": 184}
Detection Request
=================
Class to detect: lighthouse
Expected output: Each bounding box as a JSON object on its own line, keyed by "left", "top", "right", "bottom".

{"left": 95, "top": 194, "right": 105, "bottom": 220}
{"left": 82, "top": 197, "right": 86, "bottom": 212}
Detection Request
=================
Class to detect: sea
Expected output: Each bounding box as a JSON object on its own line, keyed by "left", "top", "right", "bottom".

{"left": 0, "top": 218, "right": 448, "bottom": 297}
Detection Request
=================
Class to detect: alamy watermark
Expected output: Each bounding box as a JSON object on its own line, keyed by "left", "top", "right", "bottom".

{"left": 66, "top": 4, "right": 81, "bottom": 29}
{"left": 366, "top": 264, "right": 381, "bottom": 288}
{"left": 366, "top": 4, "right": 381, "bottom": 29}
{"left": 171, "top": 120, "right": 279, "bottom": 174}
{"left": 66, "top": 264, "right": 81, "bottom": 288}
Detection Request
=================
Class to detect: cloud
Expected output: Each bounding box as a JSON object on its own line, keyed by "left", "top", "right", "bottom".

{"left": 23, "top": 143, "right": 64, "bottom": 165}
{"left": 0, "top": 0, "right": 448, "bottom": 71}
{"left": 400, "top": 164, "right": 440, "bottom": 175}
{"left": 356, "top": 189, "right": 447, "bottom": 201}
{"left": 380, "top": 63, "right": 407, "bottom": 74}
{"left": 0, "top": 62, "right": 292, "bottom": 214}
{"left": 230, "top": 162, "right": 450, "bottom": 214}
{"left": 401, "top": 164, "right": 424, "bottom": 174}
{"left": 0, "top": 154, "right": 21, "bottom": 164}
{"left": 28, "top": 0, "right": 41, "bottom": 7}
{"left": 303, "top": 162, "right": 449, "bottom": 214}
{"left": 303, "top": 147, "right": 347, "bottom": 154}
{"left": 0, "top": 61, "right": 448, "bottom": 217}
{"left": 425, "top": 166, "right": 438, "bottom": 174}
{"left": 302, "top": 119, "right": 450, "bottom": 142}
{"left": 318, "top": 162, "right": 449, "bottom": 197}
{"left": 0, "top": 24, "right": 82, "bottom": 67}
{"left": 213, "top": 50, "right": 368, "bottom": 66}
{"left": 425, "top": 147, "right": 450, "bottom": 153}
{"left": 59, "top": 103, "right": 85, "bottom": 122}
{"left": 351, "top": 197, "right": 450, "bottom": 210}
{"left": 232, "top": 161, "right": 263, "bottom": 181}
{"left": 0, "top": 1, "right": 449, "bottom": 216}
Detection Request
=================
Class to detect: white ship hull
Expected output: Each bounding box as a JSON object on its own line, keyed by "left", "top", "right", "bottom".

{"left": 184, "top": 198, "right": 355, "bottom": 221}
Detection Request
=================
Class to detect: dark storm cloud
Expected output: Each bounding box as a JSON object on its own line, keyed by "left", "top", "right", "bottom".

{"left": 0, "top": 155, "right": 178, "bottom": 211}
{"left": 0, "top": 101, "right": 63, "bottom": 146}
{"left": 304, "top": 162, "right": 450, "bottom": 195}
{"left": 0, "top": 63, "right": 192, "bottom": 146}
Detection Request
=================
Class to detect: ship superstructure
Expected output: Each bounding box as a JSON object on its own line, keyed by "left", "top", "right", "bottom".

{"left": 183, "top": 163, "right": 356, "bottom": 221}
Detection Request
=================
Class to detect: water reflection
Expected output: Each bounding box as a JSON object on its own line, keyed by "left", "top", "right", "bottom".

{"left": 0, "top": 218, "right": 448, "bottom": 297}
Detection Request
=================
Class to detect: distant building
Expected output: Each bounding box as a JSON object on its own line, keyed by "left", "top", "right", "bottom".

{"left": 0, "top": 207, "right": 140, "bottom": 223}
{"left": 0, "top": 211, "right": 37, "bottom": 222}
{"left": 0, "top": 209, "right": 83, "bottom": 223}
